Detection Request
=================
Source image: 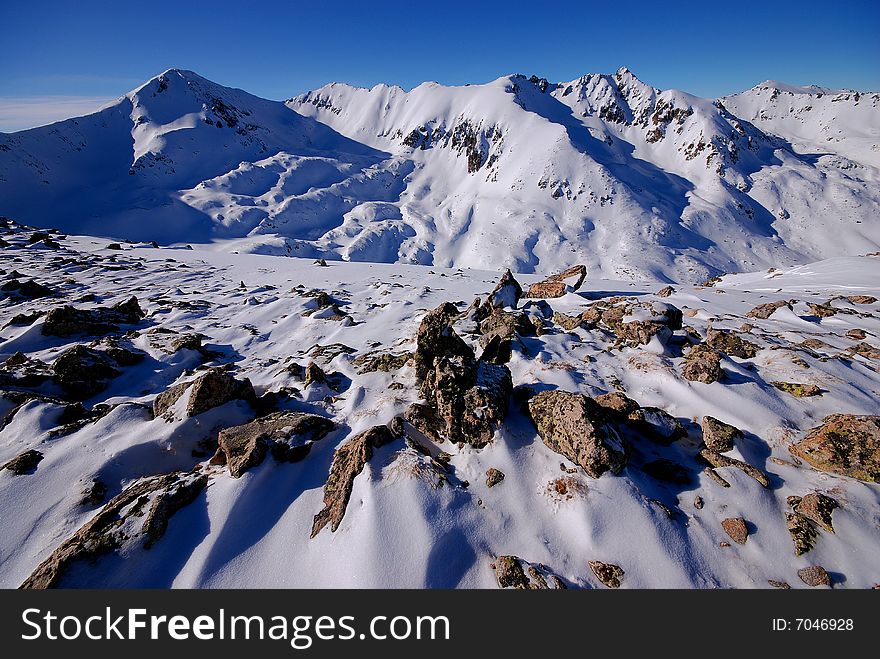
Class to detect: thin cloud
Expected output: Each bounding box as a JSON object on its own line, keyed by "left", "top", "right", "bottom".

{"left": 0, "top": 96, "right": 119, "bottom": 133}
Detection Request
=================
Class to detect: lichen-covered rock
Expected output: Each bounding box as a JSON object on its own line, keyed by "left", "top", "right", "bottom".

{"left": 2, "top": 448, "right": 43, "bottom": 475}
{"left": 20, "top": 471, "right": 207, "bottom": 588}
{"left": 588, "top": 560, "right": 625, "bottom": 588}
{"left": 772, "top": 381, "right": 822, "bottom": 397}
{"left": 792, "top": 492, "right": 838, "bottom": 533}
{"left": 747, "top": 300, "right": 791, "bottom": 319}
{"left": 528, "top": 390, "right": 626, "bottom": 478}
{"left": 524, "top": 265, "right": 587, "bottom": 299}
{"left": 682, "top": 344, "right": 723, "bottom": 383}
{"left": 705, "top": 329, "right": 759, "bottom": 359}
{"left": 790, "top": 414, "right": 880, "bottom": 482}
{"left": 701, "top": 416, "right": 743, "bottom": 453}
{"left": 42, "top": 296, "right": 145, "bottom": 337}
{"left": 311, "top": 425, "right": 396, "bottom": 537}
{"left": 699, "top": 448, "right": 770, "bottom": 487}
{"left": 478, "top": 309, "right": 532, "bottom": 364}
{"left": 153, "top": 367, "right": 257, "bottom": 417}
{"left": 846, "top": 295, "right": 877, "bottom": 305}
{"left": 797, "top": 565, "right": 831, "bottom": 587}
{"left": 352, "top": 351, "right": 411, "bottom": 373}
{"left": 721, "top": 517, "right": 749, "bottom": 544}
{"left": 494, "top": 555, "right": 529, "bottom": 588}
{"left": 52, "top": 345, "right": 122, "bottom": 400}
{"left": 807, "top": 302, "right": 837, "bottom": 318}
{"left": 656, "top": 285, "right": 675, "bottom": 298}
{"left": 485, "top": 468, "right": 505, "bottom": 488}
{"left": 594, "top": 392, "right": 641, "bottom": 417}
{"left": 488, "top": 269, "right": 522, "bottom": 309}
{"left": 601, "top": 300, "right": 683, "bottom": 347}
{"left": 552, "top": 311, "right": 585, "bottom": 331}
{"left": 218, "top": 411, "right": 336, "bottom": 477}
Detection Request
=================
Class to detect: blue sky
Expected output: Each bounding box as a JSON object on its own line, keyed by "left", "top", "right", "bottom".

{"left": 1, "top": 0, "right": 878, "bottom": 131}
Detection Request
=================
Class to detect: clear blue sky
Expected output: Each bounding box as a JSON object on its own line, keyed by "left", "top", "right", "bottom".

{"left": 1, "top": 0, "right": 878, "bottom": 130}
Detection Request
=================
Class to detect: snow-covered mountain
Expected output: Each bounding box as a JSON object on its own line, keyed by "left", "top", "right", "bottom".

{"left": 1, "top": 68, "right": 878, "bottom": 281}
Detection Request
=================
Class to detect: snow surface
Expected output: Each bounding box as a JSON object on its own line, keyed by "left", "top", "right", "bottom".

{"left": 1, "top": 232, "right": 878, "bottom": 588}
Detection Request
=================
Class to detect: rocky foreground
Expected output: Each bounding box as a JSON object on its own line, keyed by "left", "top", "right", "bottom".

{"left": 1, "top": 218, "right": 879, "bottom": 588}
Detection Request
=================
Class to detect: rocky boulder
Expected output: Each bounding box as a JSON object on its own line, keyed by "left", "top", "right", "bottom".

{"left": 2, "top": 448, "right": 44, "bottom": 475}
{"left": 705, "top": 329, "right": 759, "bottom": 359}
{"left": 682, "top": 344, "right": 723, "bottom": 383}
{"left": 154, "top": 367, "right": 257, "bottom": 417}
{"left": 789, "top": 414, "right": 880, "bottom": 482}
{"left": 528, "top": 390, "right": 626, "bottom": 478}
{"left": 488, "top": 270, "right": 522, "bottom": 309}
{"left": 721, "top": 517, "right": 749, "bottom": 544}
{"left": 42, "top": 296, "right": 145, "bottom": 337}
{"left": 747, "top": 300, "right": 790, "bottom": 319}
{"left": 588, "top": 560, "right": 625, "bottom": 588}
{"left": 701, "top": 416, "right": 743, "bottom": 453}
{"left": 524, "top": 265, "right": 587, "bottom": 299}
{"left": 52, "top": 345, "right": 122, "bottom": 400}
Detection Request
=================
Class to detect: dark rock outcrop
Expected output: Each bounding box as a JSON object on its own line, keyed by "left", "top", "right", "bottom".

{"left": 701, "top": 416, "right": 743, "bottom": 453}
{"left": 2, "top": 448, "right": 44, "bottom": 475}
{"left": 588, "top": 560, "right": 624, "bottom": 588}
{"left": 42, "top": 296, "right": 145, "bottom": 337}
{"left": 488, "top": 270, "right": 522, "bottom": 309}
{"left": 485, "top": 468, "right": 505, "bottom": 488}
{"left": 52, "top": 346, "right": 122, "bottom": 400}
{"left": 705, "top": 329, "right": 759, "bottom": 359}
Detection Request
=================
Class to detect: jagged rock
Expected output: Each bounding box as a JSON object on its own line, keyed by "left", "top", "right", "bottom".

{"left": 311, "top": 425, "right": 397, "bottom": 537}
{"left": 49, "top": 402, "right": 114, "bottom": 438}
{"left": 90, "top": 336, "right": 146, "bottom": 366}
{"left": 52, "top": 345, "right": 122, "bottom": 400}
{"left": 637, "top": 407, "right": 687, "bottom": 445}
{"left": 682, "top": 344, "right": 723, "bottom": 383}
{"left": 847, "top": 295, "right": 877, "bottom": 305}
{"left": 488, "top": 269, "right": 522, "bottom": 309}
{"left": 694, "top": 496, "right": 704, "bottom": 509}
{"left": 528, "top": 390, "right": 625, "bottom": 478}
{"left": 387, "top": 415, "right": 405, "bottom": 438}
{"left": 352, "top": 351, "right": 411, "bottom": 373}
{"left": 485, "top": 468, "right": 505, "bottom": 487}
{"left": 797, "top": 565, "right": 831, "bottom": 587}
{"left": 807, "top": 302, "right": 837, "bottom": 318}
{"left": 304, "top": 361, "right": 329, "bottom": 387}
{"left": 479, "top": 310, "right": 532, "bottom": 363}
{"left": 218, "top": 411, "right": 336, "bottom": 477}
{"left": 153, "top": 367, "right": 257, "bottom": 417}
{"left": 0, "top": 352, "right": 53, "bottom": 388}
{"left": 7, "top": 310, "right": 44, "bottom": 326}
{"left": 747, "top": 300, "right": 790, "bottom": 319}
{"left": 524, "top": 265, "right": 587, "bottom": 298}
{"left": 170, "top": 333, "right": 203, "bottom": 353}
{"left": 595, "top": 392, "right": 641, "bottom": 417}
{"left": 2, "top": 449, "right": 43, "bottom": 474}
{"left": 588, "top": 560, "right": 624, "bottom": 588}
{"left": 792, "top": 492, "right": 838, "bottom": 533}
{"left": 494, "top": 556, "right": 529, "bottom": 589}
{"left": 699, "top": 448, "right": 770, "bottom": 487}
{"left": 771, "top": 381, "right": 822, "bottom": 397}
{"left": 106, "top": 243, "right": 122, "bottom": 250}
{"left": 705, "top": 329, "right": 759, "bottom": 358}
{"left": 80, "top": 478, "right": 107, "bottom": 506}
{"left": 413, "top": 303, "right": 511, "bottom": 447}
{"left": 599, "top": 300, "right": 683, "bottom": 347}
{"left": 42, "top": 296, "right": 145, "bottom": 337}
{"left": 847, "top": 342, "right": 880, "bottom": 359}
{"left": 701, "top": 416, "right": 743, "bottom": 453}
{"left": 790, "top": 414, "right": 879, "bottom": 482}
{"left": 552, "top": 311, "right": 584, "bottom": 331}
{"left": 1, "top": 278, "right": 55, "bottom": 299}
{"left": 656, "top": 285, "right": 675, "bottom": 298}
{"left": 721, "top": 517, "right": 749, "bottom": 544}
{"left": 20, "top": 471, "right": 207, "bottom": 588}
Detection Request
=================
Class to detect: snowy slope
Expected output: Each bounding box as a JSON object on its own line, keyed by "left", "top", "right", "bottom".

{"left": 1, "top": 68, "right": 879, "bottom": 280}
{"left": 1, "top": 225, "right": 879, "bottom": 588}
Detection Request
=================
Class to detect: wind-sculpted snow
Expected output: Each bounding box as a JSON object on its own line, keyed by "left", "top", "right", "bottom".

{"left": 1, "top": 68, "right": 878, "bottom": 281}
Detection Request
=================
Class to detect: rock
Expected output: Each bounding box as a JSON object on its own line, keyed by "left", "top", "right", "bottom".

{"left": 768, "top": 580, "right": 791, "bottom": 589}
{"left": 747, "top": 300, "right": 791, "bottom": 319}
{"left": 20, "top": 471, "right": 207, "bottom": 588}
{"left": 772, "top": 381, "right": 822, "bottom": 397}
{"left": 698, "top": 448, "right": 770, "bottom": 487}
{"left": 637, "top": 407, "right": 687, "bottom": 445}
{"left": 170, "top": 333, "right": 203, "bottom": 353}
{"left": 315, "top": 258, "right": 328, "bottom": 267}
{"left": 1, "top": 278, "right": 55, "bottom": 299}
{"left": 807, "top": 302, "right": 837, "bottom": 318}
{"left": 701, "top": 416, "right": 743, "bottom": 453}
{"left": 703, "top": 467, "right": 731, "bottom": 488}
{"left": 847, "top": 295, "right": 877, "bottom": 305}
{"left": 91, "top": 336, "right": 146, "bottom": 366}
{"left": 494, "top": 556, "right": 529, "bottom": 589}
{"left": 846, "top": 328, "right": 867, "bottom": 340}
{"left": 588, "top": 560, "right": 624, "bottom": 588}
{"left": 311, "top": 425, "right": 397, "bottom": 537}
{"left": 218, "top": 411, "right": 336, "bottom": 477}
{"left": 387, "top": 415, "right": 405, "bottom": 438}
{"left": 153, "top": 367, "right": 257, "bottom": 417}
{"left": 413, "top": 303, "right": 511, "bottom": 447}
{"left": 478, "top": 310, "right": 532, "bottom": 364}
{"left": 485, "top": 468, "right": 505, "bottom": 488}
{"left": 790, "top": 414, "right": 880, "bottom": 482}
{"left": 694, "top": 496, "right": 704, "bottom": 509}
{"left": 682, "top": 344, "right": 723, "bottom": 383}
{"left": 524, "top": 265, "right": 587, "bottom": 298}
{"left": 552, "top": 311, "right": 584, "bottom": 331}
{"left": 488, "top": 269, "right": 522, "bottom": 309}
{"left": 106, "top": 243, "right": 122, "bottom": 250}
{"left": 80, "top": 478, "right": 107, "bottom": 506}
{"left": 642, "top": 458, "right": 691, "bottom": 484}
{"left": 600, "top": 300, "right": 683, "bottom": 347}
{"left": 594, "top": 392, "right": 641, "bottom": 417}
{"left": 42, "top": 296, "right": 145, "bottom": 337}
{"left": 656, "top": 285, "right": 675, "bottom": 298}
{"left": 528, "top": 390, "right": 626, "bottom": 478}
{"left": 0, "top": 352, "right": 53, "bottom": 388}
{"left": 705, "top": 329, "right": 759, "bottom": 358}
{"left": 785, "top": 512, "right": 818, "bottom": 555}
{"left": 351, "top": 351, "right": 411, "bottom": 373}
{"left": 28, "top": 231, "right": 50, "bottom": 244}
{"left": 7, "top": 310, "right": 45, "bottom": 326}
{"left": 793, "top": 492, "right": 838, "bottom": 533}
{"left": 52, "top": 345, "right": 122, "bottom": 400}
{"left": 2, "top": 449, "right": 44, "bottom": 474}
{"left": 721, "top": 517, "right": 749, "bottom": 544}
{"left": 797, "top": 565, "right": 831, "bottom": 587}
{"left": 304, "top": 361, "right": 329, "bottom": 387}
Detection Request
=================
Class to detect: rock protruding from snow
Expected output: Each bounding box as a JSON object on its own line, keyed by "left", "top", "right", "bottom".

{"left": 153, "top": 367, "right": 257, "bottom": 417}
{"left": 524, "top": 265, "right": 587, "bottom": 299}
{"left": 493, "top": 555, "right": 566, "bottom": 589}
{"left": 217, "top": 411, "right": 336, "bottom": 477}
{"left": 721, "top": 517, "right": 749, "bottom": 545}
{"left": 747, "top": 300, "right": 791, "bottom": 320}
{"left": 41, "top": 296, "right": 145, "bottom": 337}
{"left": 682, "top": 344, "right": 723, "bottom": 383}
{"left": 52, "top": 345, "right": 122, "bottom": 401}
{"left": 701, "top": 416, "right": 744, "bottom": 453}
{"left": 790, "top": 415, "right": 880, "bottom": 482}
{"left": 528, "top": 390, "right": 626, "bottom": 478}
{"left": 797, "top": 565, "right": 832, "bottom": 587}
{"left": 488, "top": 270, "right": 523, "bottom": 309}
{"left": 311, "top": 425, "right": 397, "bottom": 537}
{"left": 699, "top": 448, "right": 770, "bottom": 487}
{"left": 582, "top": 298, "right": 683, "bottom": 347}
{"left": 588, "top": 560, "right": 625, "bottom": 588}
{"left": 705, "top": 329, "right": 759, "bottom": 359}
{"left": 2, "top": 449, "right": 44, "bottom": 475}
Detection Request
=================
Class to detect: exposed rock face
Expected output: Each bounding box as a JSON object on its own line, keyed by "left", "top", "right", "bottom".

{"left": 528, "top": 390, "right": 626, "bottom": 478}
{"left": 351, "top": 351, "right": 411, "bottom": 373}
{"left": 1, "top": 278, "right": 55, "bottom": 300}
{"left": 699, "top": 448, "right": 770, "bottom": 487}
{"left": 311, "top": 425, "right": 396, "bottom": 537}
{"left": 682, "top": 344, "right": 723, "bottom": 383}
{"left": 488, "top": 269, "right": 522, "bottom": 309}
{"left": 807, "top": 302, "right": 837, "bottom": 318}
{"left": 485, "top": 468, "right": 505, "bottom": 487}
{"left": 2, "top": 448, "right": 44, "bottom": 474}
{"left": 772, "top": 381, "right": 822, "bottom": 397}
{"left": 42, "top": 296, "right": 145, "bottom": 337}
{"left": 790, "top": 415, "right": 880, "bottom": 482}
{"left": 153, "top": 367, "right": 257, "bottom": 417}
{"left": 218, "top": 411, "right": 336, "bottom": 478}
{"left": 524, "top": 265, "right": 587, "bottom": 299}
{"left": 593, "top": 392, "right": 684, "bottom": 445}
{"left": 1, "top": 352, "right": 53, "bottom": 388}
{"left": 701, "top": 416, "right": 743, "bottom": 453}
{"left": 52, "top": 345, "right": 122, "bottom": 400}
{"left": 792, "top": 492, "right": 838, "bottom": 533}
{"left": 747, "top": 300, "right": 791, "bottom": 319}
{"left": 597, "top": 300, "right": 683, "bottom": 347}
{"left": 705, "top": 329, "right": 759, "bottom": 358}
{"left": 721, "top": 517, "right": 749, "bottom": 544}
{"left": 588, "top": 560, "right": 624, "bottom": 588}
{"left": 478, "top": 310, "right": 532, "bottom": 364}
{"left": 21, "top": 471, "right": 207, "bottom": 588}
{"left": 656, "top": 285, "right": 675, "bottom": 298}
{"left": 797, "top": 565, "right": 831, "bottom": 587}
{"left": 847, "top": 295, "right": 877, "bottom": 305}
{"left": 412, "top": 303, "right": 512, "bottom": 447}
{"left": 494, "top": 555, "right": 529, "bottom": 589}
